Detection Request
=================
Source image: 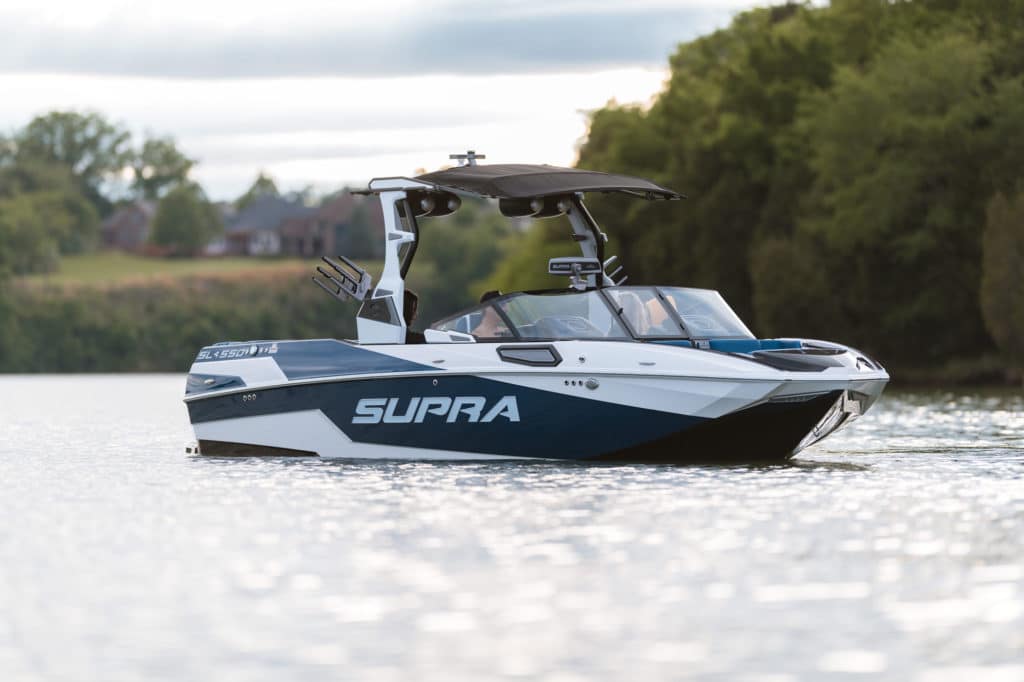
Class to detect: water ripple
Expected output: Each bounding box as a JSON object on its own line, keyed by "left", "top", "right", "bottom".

{"left": 0, "top": 376, "right": 1021, "bottom": 681}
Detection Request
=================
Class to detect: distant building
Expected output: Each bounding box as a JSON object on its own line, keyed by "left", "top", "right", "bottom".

{"left": 280, "top": 193, "right": 385, "bottom": 258}
{"left": 101, "top": 201, "right": 156, "bottom": 252}
{"left": 224, "top": 195, "right": 315, "bottom": 256}
{"left": 104, "top": 191, "right": 386, "bottom": 259}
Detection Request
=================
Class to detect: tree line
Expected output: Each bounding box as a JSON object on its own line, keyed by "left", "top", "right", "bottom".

{"left": 0, "top": 111, "right": 215, "bottom": 271}
{"left": 494, "top": 0, "right": 1024, "bottom": 378}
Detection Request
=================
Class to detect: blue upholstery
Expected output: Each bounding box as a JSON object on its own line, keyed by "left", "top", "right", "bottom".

{"left": 654, "top": 339, "right": 802, "bottom": 353}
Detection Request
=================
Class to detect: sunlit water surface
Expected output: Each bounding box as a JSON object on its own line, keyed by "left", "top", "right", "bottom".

{"left": 0, "top": 376, "right": 1021, "bottom": 682}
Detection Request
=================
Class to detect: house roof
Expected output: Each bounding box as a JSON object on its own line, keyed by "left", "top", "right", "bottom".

{"left": 226, "top": 195, "right": 316, "bottom": 234}
{"left": 280, "top": 192, "right": 386, "bottom": 236}
{"left": 102, "top": 200, "right": 156, "bottom": 230}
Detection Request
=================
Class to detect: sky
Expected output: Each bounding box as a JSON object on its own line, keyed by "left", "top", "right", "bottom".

{"left": 0, "top": 0, "right": 762, "bottom": 199}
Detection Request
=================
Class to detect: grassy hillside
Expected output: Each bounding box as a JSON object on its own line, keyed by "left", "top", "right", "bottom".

{"left": 17, "top": 253, "right": 322, "bottom": 288}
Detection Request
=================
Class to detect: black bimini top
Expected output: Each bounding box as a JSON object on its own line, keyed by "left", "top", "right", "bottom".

{"left": 415, "top": 164, "right": 682, "bottom": 200}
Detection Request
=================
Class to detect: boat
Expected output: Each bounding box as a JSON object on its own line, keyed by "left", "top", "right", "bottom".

{"left": 183, "top": 152, "right": 889, "bottom": 463}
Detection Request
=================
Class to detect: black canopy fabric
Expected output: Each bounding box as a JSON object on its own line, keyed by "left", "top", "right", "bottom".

{"left": 414, "top": 164, "right": 681, "bottom": 200}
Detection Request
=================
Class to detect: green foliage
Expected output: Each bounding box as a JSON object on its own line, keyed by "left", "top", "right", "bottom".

{"left": 0, "top": 195, "right": 61, "bottom": 275}
{"left": 552, "top": 0, "right": 1024, "bottom": 371}
{"left": 0, "top": 273, "right": 357, "bottom": 372}
{"left": 409, "top": 198, "right": 522, "bottom": 324}
{"left": 483, "top": 217, "right": 579, "bottom": 294}
{"left": 131, "top": 136, "right": 195, "bottom": 200}
{"left": 13, "top": 111, "right": 133, "bottom": 216}
{"left": 0, "top": 158, "right": 71, "bottom": 197}
{"left": 333, "top": 195, "right": 384, "bottom": 260}
{"left": 792, "top": 31, "right": 1022, "bottom": 363}
{"left": 236, "top": 172, "right": 280, "bottom": 210}
{"left": 0, "top": 111, "right": 198, "bottom": 274}
{"left": 0, "top": 190, "right": 100, "bottom": 274}
{"left": 151, "top": 183, "right": 223, "bottom": 255}
{"left": 980, "top": 192, "right": 1024, "bottom": 365}
{"left": 749, "top": 236, "right": 839, "bottom": 339}
{"left": 0, "top": 157, "right": 102, "bottom": 256}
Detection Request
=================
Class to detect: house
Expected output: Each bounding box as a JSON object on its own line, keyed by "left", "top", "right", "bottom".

{"left": 224, "top": 195, "right": 316, "bottom": 256}
{"left": 101, "top": 201, "right": 156, "bottom": 252}
{"left": 279, "top": 192, "right": 385, "bottom": 259}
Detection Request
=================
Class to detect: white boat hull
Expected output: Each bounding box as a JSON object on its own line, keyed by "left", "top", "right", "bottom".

{"left": 184, "top": 339, "right": 888, "bottom": 462}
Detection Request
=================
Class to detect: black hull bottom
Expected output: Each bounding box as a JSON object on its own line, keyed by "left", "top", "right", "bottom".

{"left": 596, "top": 390, "right": 843, "bottom": 464}
{"left": 197, "top": 440, "right": 317, "bottom": 457}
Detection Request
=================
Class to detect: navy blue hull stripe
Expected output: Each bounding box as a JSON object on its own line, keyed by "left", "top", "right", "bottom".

{"left": 188, "top": 374, "right": 706, "bottom": 460}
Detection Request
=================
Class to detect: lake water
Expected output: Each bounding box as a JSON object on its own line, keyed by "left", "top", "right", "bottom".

{"left": 0, "top": 375, "right": 1021, "bottom": 682}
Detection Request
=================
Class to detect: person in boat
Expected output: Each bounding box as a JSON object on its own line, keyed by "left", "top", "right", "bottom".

{"left": 404, "top": 289, "right": 426, "bottom": 344}
{"left": 471, "top": 306, "right": 508, "bottom": 339}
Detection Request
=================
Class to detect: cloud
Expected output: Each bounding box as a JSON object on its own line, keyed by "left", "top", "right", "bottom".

{"left": 0, "top": 67, "right": 669, "bottom": 198}
{"left": 0, "top": 2, "right": 740, "bottom": 79}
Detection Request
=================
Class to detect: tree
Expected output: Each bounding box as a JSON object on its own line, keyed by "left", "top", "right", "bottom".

{"left": 575, "top": 3, "right": 836, "bottom": 322}
{"left": 14, "top": 111, "right": 132, "bottom": 216}
{"left": 0, "top": 160, "right": 102, "bottom": 254}
{"left": 980, "top": 193, "right": 1024, "bottom": 366}
{"left": 0, "top": 158, "right": 78, "bottom": 198}
{"left": 566, "top": 0, "right": 1024, "bottom": 372}
{"left": 796, "top": 33, "right": 1013, "bottom": 363}
{"left": 151, "top": 183, "right": 222, "bottom": 256}
{"left": 0, "top": 195, "right": 62, "bottom": 275}
{"left": 0, "top": 135, "right": 13, "bottom": 165}
{"left": 337, "top": 200, "right": 383, "bottom": 260}
{"left": 236, "top": 172, "right": 279, "bottom": 210}
{"left": 131, "top": 137, "right": 194, "bottom": 200}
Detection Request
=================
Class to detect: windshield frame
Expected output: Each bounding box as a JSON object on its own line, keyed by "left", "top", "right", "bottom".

{"left": 655, "top": 286, "right": 755, "bottom": 340}
{"left": 601, "top": 286, "right": 690, "bottom": 340}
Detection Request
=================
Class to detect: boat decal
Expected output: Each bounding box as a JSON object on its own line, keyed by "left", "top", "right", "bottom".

{"left": 192, "top": 339, "right": 440, "bottom": 379}
{"left": 353, "top": 396, "right": 520, "bottom": 424}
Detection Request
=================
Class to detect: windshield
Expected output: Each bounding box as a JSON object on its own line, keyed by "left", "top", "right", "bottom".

{"left": 498, "top": 291, "right": 629, "bottom": 340}
{"left": 430, "top": 291, "right": 627, "bottom": 341}
{"left": 604, "top": 287, "right": 687, "bottom": 338}
{"left": 432, "top": 305, "right": 514, "bottom": 340}
{"left": 659, "top": 287, "right": 754, "bottom": 339}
